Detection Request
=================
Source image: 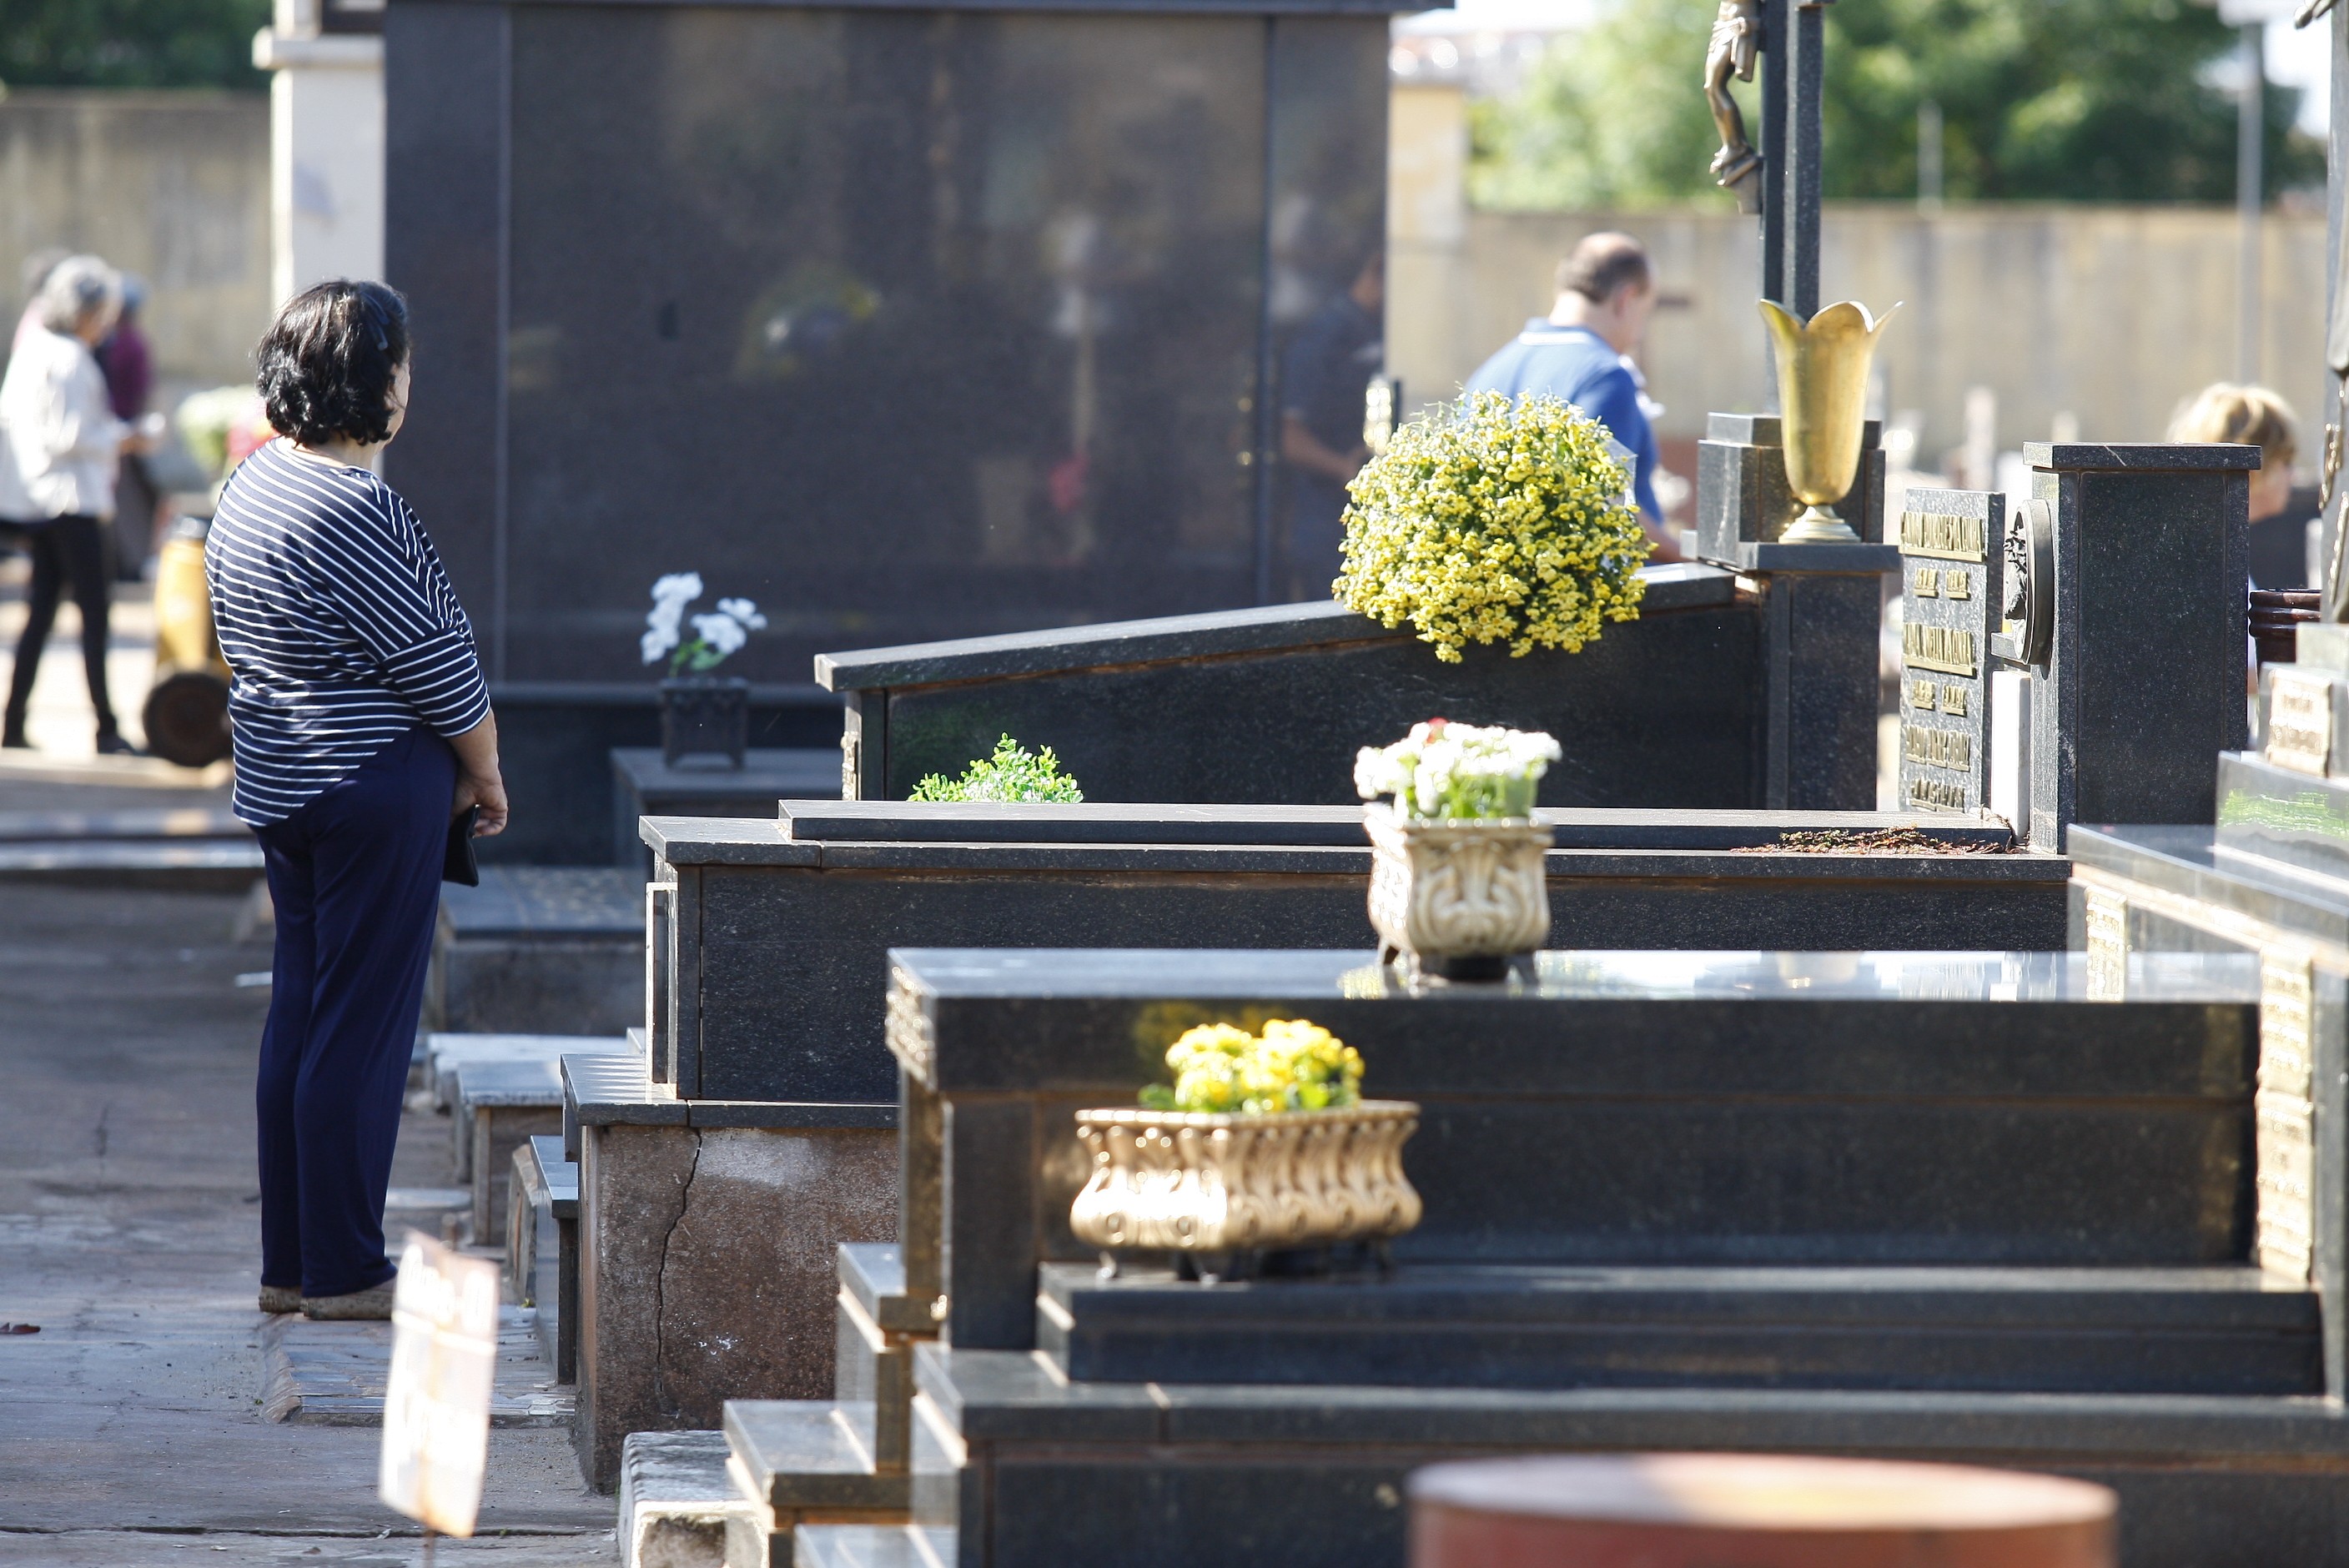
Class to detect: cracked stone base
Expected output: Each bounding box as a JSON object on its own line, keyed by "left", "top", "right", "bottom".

{"left": 578, "top": 1122, "right": 896, "bottom": 1491}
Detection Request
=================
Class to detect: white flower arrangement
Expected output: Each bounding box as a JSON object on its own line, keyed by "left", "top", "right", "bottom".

{"left": 641, "top": 573, "right": 767, "bottom": 676}
{"left": 1355, "top": 717, "right": 1561, "bottom": 822}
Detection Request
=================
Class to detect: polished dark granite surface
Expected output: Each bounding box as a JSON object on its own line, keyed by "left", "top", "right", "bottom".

{"left": 891, "top": 946, "right": 2257, "bottom": 1004}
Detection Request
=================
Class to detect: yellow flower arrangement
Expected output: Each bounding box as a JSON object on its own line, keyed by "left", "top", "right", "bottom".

{"left": 1334, "top": 389, "right": 1650, "bottom": 662}
{"left": 1139, "top": 1018, "right": 1365, "bottom": 1115}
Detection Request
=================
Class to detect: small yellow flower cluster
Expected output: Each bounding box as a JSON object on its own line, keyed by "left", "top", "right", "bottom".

{"left": 1143, "top": 1019, "right": 1365, "bottom": 1116}
{"left": 1334, "top": 389, "right": 1650, "bottom": 662}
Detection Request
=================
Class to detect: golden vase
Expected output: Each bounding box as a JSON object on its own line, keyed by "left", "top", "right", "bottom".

{"left": 1758, "top": 298, "right": 1899, "bottom": 545}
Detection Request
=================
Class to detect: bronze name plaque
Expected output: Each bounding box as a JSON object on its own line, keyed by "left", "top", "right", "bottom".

{"left": 1897, "top": 489, "right": 2003, "bottom": 816}
{"left": 1902, "top": 624, "right": 1977, "bottom": 678}
{"left": 2266, "top": 668, "right": 2334, "bottom": 778}
{"left": 1899, "top": 510, "right": 1987, "bottom": 562}
{"left": 2256, "top": 954, "right": 2316, "bottom": 1281}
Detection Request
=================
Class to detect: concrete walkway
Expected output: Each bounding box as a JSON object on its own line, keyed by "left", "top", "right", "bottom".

{"left": 0, "top": 878, "right": 617, "bottom": 1564}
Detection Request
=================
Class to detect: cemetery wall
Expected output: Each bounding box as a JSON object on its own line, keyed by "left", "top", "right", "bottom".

{"left": 0, "top": 89, "right": 273, "bottom": 394}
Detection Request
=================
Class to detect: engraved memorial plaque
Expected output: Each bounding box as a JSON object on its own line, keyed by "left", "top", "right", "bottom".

{"left": 2256, "top": 953, "right": 2316, "bottom": 1282}
{"left": 1897, "top": 490, "right": 2003, "bottom": 814}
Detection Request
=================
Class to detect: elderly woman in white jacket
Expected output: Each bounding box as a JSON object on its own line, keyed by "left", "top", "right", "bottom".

{"left": 0, "top": 254, "right": 155, "bottom": 752}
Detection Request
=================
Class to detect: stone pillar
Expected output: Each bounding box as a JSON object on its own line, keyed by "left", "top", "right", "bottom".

{"left": 252, "top": 0, "right": 384, "bottom": 307}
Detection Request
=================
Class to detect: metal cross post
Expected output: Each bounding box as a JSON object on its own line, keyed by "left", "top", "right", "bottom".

{"left": 1758, "top": 0, "right": 1831, "bottom": 321}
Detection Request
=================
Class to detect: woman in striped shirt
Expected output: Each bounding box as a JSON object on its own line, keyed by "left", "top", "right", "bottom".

{"left": 208, "top": 279, "right": 508, "bottom": 1321}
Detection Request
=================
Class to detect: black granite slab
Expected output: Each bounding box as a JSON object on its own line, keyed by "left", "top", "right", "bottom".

{"left": 644, "top": 814, "right": 2068, "bottom": 1103}
{"left": 2023, "top": 445, "right": 2251, "bottom": 848}
{"left": 888, "top": 947, "right": 2261, "bottom": 1349}
{"left": 440, "top": 867, "right": 642, "bottom": 938}
{"left": 772, "top": 802, "right": 2015, "bottom": 850}
{"left": 908, "top": 1341, "right": 2349, "bottom": 1568}
{"left": 817, "top": 569, "right": 1809, "bottom": 809}
{"left": 1039, "top": 1262, "right": 2318, "bottom": 1396}
{"left": 611, "top": 746, "right": 839, "bottom": 872}
{"left": 816, "top": 570, "right": 1735, "bottom": 691}
{"left": 2024, "top": 442, "right": 2265, "bottom": 471}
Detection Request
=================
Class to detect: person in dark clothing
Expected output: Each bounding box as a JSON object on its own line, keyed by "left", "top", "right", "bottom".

{"left": 1466, "top": 232, "right": 1679, "bottom": 562}
{"left": 208, "top": 279, "right": 508, "bottom": 1319}
{"left": 1280, "top": 251, "right": 1384, "bottom": 599}
{"left": 97, "top": 275, "right": 157, "bottom": 580}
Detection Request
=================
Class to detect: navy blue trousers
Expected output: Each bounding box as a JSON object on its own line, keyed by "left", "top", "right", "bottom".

{"left": 254, "top": 726, "right": 455, "bottom": 1298}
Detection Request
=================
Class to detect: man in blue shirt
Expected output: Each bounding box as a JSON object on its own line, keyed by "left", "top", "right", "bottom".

{"left": 1466, "top": 232, "right": 1679, "bottom": 562}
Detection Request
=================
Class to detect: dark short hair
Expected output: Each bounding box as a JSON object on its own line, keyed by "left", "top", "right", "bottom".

{"left": 1556, "top": 233, "right": 1652, "bottom": 304}
{"left": 256, "top": 279, "right": 410, "bottom": 446}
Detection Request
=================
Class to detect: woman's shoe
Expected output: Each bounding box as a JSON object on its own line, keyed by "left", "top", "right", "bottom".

{"left": 299, "top": 1283, "right": 396, "bottom": 1320}
{"left": 93, "top": 732, "right": 136, "bottom": 756}
{"left": 259, "top": 1284, "right": 302, "bottom": 1314}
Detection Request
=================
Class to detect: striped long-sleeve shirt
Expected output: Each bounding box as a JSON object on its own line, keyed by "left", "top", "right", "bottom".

{"left": 205, "top": 440, "right": 490, "bottom": 826}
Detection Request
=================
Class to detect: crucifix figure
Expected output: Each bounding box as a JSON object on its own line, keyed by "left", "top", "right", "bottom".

{"left": 1706, "top": 0, "right": 1832, "bottom": 321}
{"left": 1704, "top": 1, "right": 1764, "bottom": 214}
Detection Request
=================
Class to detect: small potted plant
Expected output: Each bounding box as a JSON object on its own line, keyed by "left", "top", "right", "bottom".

{"left": 640, "top": 572, "right": 767, "bottom": 769}
{"left": 908, "top": 734, "right": 1084, "bottom": 802}
{"left": 1356, "top": 718, "right": 1560, "bottom": 981}
{"left": 1334, "top": 389, "right": 1650, "bottom": 662}
{"left": 1069, "top": 1018, "right": 1421, "bottom": 1277}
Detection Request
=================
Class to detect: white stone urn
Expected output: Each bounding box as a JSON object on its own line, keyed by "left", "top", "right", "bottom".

{"left": 1364, "top": 802, "right": 1552, "bottom": 980}
{"left": 1069, "top": 1102, "right": 1421, "bottom": 1259}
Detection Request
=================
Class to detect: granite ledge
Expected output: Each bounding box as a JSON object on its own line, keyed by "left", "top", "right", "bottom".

{"left": 2069, "top": 825, "right": 2349, "bottom": 949}
{"left": 913, "top": 1343, "right": 2349, "bottom": 1455}
{"left": 813, "top": 565, "right": 1734, "bottom": 692}
{"left": 560, "top": 1054, "right": 893, "bottom": 1153}
{"left": 2025, "top": 441, "right": 2262, "bottom": 473}
{"left": 651, "top": 816, "right": 2063, "bottom": 882}
{"left": 770, "top": 802, "right": 2015, "bottom": 851}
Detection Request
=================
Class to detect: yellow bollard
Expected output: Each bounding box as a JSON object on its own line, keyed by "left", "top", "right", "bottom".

{"left": 143, "top": 519, "right": 233, "bottom": 767}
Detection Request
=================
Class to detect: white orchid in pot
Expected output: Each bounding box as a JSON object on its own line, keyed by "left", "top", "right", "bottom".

{"left": 641, "top": 572, "right": 767, "bottom": 769}
{"left": 1356, "top": 718, "right": 1559, "bottom": 982}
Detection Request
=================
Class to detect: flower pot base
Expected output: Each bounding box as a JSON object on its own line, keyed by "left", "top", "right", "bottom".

{"left": 1071, "top": 1103, "right": 1422, "bottom": 1256}
{"left": 1095, "top": 1238, "right": 1397, "bottom": 1286}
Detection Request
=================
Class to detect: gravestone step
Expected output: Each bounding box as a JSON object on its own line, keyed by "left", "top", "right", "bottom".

{"left": 620, "top": 1430, "right": 749, "bottom": 1568}
{"left": 424, "top": 1032, "right": 632, "bottom": 1110}
{"left": 838, "top": 1244, "right": 928, "bottom": 1335}
{"left": 1038, "top": 1264, "right": 2321, "bottom": 1398}
{"left": 792, "top": 1525, "right": 958, "bottom": 1568}
{"left": 722, "top": 1401, "right": 909, "bottom": 1510}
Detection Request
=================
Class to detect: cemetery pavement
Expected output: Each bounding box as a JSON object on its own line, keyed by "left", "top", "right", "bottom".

{"left": 0, "top": 882, "right": 616, "bottom": 1564}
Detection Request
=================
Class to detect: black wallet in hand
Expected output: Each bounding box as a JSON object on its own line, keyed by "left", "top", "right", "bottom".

{"left": 443, "top": 805, "right": 480, "bottom": 887}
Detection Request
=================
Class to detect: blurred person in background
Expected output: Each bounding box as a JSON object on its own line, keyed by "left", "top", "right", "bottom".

{"left": 2166, "top": 383, "right": 2297, "bottom": 524}
{"left": 2166, "top": 384, "right": 2298, "bottom": 691}
{"left": 1280, "top": 249, "right": 1384, "bottom": 600}
{"left": 12, "top": 248, "right": 68, "bottom": 357}
{"left": 98, "top": 274, "right": 157, "bottom": 580}
{"left": 1467, "top": 232, "right": 1679, "bottom": 563}
{"left": 0, "top": 254, "right": 157, "bottom": 752}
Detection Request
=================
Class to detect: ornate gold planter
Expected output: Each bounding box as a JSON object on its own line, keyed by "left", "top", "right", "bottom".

{"left": 1364, "top": 803, "right": 1552, "bottom": 980}
{"left": 1069, "top": 1102, "right": 1422, "bottom": 1256}
{"left": 1757, "top": 297, "right": 1899, "bottom": 544}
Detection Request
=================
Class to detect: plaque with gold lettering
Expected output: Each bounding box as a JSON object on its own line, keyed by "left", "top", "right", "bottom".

{"left": 1897, "top": 489, "right": 2003, "bottom": 815}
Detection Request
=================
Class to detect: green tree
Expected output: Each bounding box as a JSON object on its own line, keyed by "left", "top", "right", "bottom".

{"left": 0, "top": 0, "right": 272, "bottom": 92}
{"left": 1472, "top": 0, "right": 2321, "bottom": 209}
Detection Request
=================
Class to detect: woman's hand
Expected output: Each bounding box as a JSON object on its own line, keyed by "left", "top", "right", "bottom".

{"left": 454, "top": 768, "right": 510, "bottom": 837}
{"left": 445, "top": 712, "right": 509, "bottom": 837}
